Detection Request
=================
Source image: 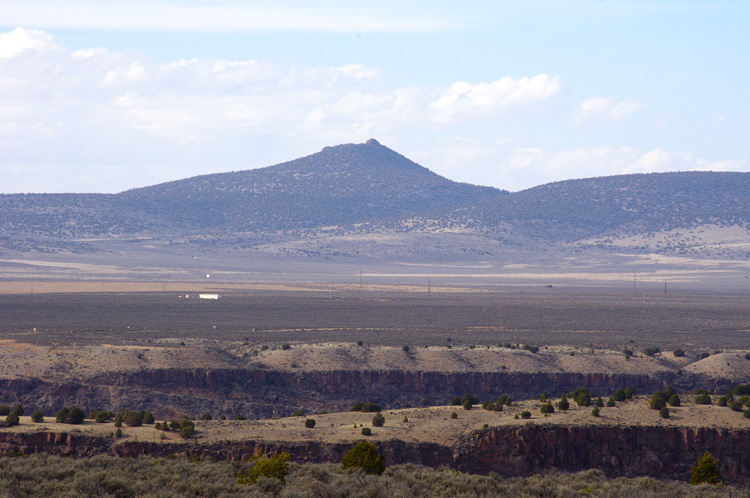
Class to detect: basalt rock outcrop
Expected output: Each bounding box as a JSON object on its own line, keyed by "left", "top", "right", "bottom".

{"left": 1, "top": 424, "right": 749, "bottom": 484}
{"left": 1, "top": 369, "right": 662, "bottom": 418}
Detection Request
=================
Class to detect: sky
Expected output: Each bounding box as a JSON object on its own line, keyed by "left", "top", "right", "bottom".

{"left": 1, "top": 1, "right": 748, "bottom": 193}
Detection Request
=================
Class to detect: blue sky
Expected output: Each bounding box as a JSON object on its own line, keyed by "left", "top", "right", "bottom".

{"left": 1, "top": 1, "right": 748, "bottom": 193}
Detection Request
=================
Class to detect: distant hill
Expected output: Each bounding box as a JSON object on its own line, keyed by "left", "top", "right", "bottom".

{"left": 1, "top": 140, "right": 749, "bottom": 261}
{"left": 118, "top": 138, "right": 504, "bottom": 232}
{"left": 479, "top": 171, "right": 750, "bottom": 238}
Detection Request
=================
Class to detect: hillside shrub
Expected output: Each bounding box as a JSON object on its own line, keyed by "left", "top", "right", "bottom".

{"left": 539, "top": 391, "right": 549, "bottom": 403}
{"left": 90, "top": 410, "right": 114, "bottom": 423}
{"left": 281, "top": 343, "right": 291, "bottom": 350}
{"left": 371, "top": 413, "right": 385, "bottom": 427}
{"left": 5, "top": 412, "right": 19, "bottom": 426}
{"left": 342, "top": 441, "right": 385, "bottom": 475}
{"left": 521, "top": 344, "right": 539, "bottom": 353}
{"left": 177, "top": 418, "right": 196, "bottom": 439}
{"left": 450, "top": 412, "right": 457, "bottom": 419}
{"left": 717, "top": 396, "right": 728, "bottom": 407}
{"left": 606, "top": 397, "right": 616, "bottom": 407}
{"left": 731, "top": 384, "right": 750, "bottom": 396}
{"left": 238, "top": 451, "right": 290, "bottom": 485}
{"left": 351, "top": 402, "right": 381, "bottom": 413}
{"left": 557, "top": 397, "right": 569, "bottom": 411}
{"left": 450, "top": 396, "right": 461, "bottom": 406}
{"left": 304, "top": 419, "right": 316, "bottom": 428}
{"left": 695, "top": 394, "right": 712, "bottom": 405}
{"left": 690, "top": 451, "right": 722, "bottom": 485}
{"left": 569, "top": 388, "right": 593, "bottom": 407}
{"left": 643, "top": 347, "right": 660, "bottom": 357}
{"left": 591, "top": 407, "right": 600, "bottom": 417}
{"left": 30, "top": 410, "right": 44, "bottom": 423}
{"left": 699, "top": 352, "right": 710, "bottom": 359}
{"left": 595, "top": 397, "right": 604, "bottom": 408}
{"left": 673, "top": 349, "right": 685, "bottom": 357}
{"left": 730, "top": 401, "right": 743, "bottom": 412}
{"left": 667, "top": 394, "right": 681, "bottom": 406}
{"left": 56, "top": 406, "right": 85, "bottom": 425}
{"left": 540, "top": 403, "right": 554, "bottom": 414}
{"left": 360, "top": 427, "right": 371, "bottom": 436}
{"left": 462, "top": 400, "right": 472, "bottom": 411}
{"left": 497, "top": 395, "right": 512, "bottom": 406}
{"left": 291, "top": 410, "right": 306, "bottom": 417}
{"left": 200, "top": 413, "right": 212, "bottom": 421}
{"left": 520, "top": 411, "right": 531, "bottom": 419}
{"left": 461, "top": 393, "right": 480, "bottom": 405}
{"left": 0, "top": 405, "right": 10, "bottom": 416}
{"left": 659, "top": 407, "right": 669, "bottom": 418}
{"left": 613, "top": 389, "right": 627, "bottom": 402}
{"left": 11, "top": 405, "right": 23, "bottom": 417}
{"left": 623, "top": 386, "right": 637, "bottom": 399}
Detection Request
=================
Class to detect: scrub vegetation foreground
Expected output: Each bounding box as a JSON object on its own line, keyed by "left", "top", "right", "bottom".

{"left": 0, "top": 453, "right": 747, "bottom": 498}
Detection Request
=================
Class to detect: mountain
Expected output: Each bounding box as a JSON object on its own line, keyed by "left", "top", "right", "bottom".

{"left": 1, "top": 140, "right": 750, "bottom": 262}
{"left": 118, "top": 138, "right": 505, "bottom": 232}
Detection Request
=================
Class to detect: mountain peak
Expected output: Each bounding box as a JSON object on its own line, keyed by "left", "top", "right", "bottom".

{"left": 365, "top": 138, "right": 381, "bottom": 146}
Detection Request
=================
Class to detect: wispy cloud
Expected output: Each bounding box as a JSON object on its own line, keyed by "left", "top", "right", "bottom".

{"left": 578, "top": 96, "right": 644, "bottom": 122}
{"left": 0, "top": 1, "right": 464, "bottom": 32}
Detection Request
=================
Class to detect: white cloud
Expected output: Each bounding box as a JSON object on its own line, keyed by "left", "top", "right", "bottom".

{"left": 0, "top": 1, "right": 464, "bottom": 33}
{"left": 0, "top": 27, "right": 61, "bottom": 59}
{"left": 431, "top": 74, "right": 564, "bottom": 123}
{"left": 578, "top": 96, "right": 644, "bottom": 122}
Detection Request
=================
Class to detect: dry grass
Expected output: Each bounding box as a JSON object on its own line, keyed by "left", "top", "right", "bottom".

{"left": 0, "top": 454, "right": 746, "bottom": 497}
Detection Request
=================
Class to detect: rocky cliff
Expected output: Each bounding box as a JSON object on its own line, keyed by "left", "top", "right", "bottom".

{"left": 0, "top": 369, "right": 663, "bottom": 418}
{"left": 2, "top": 424, "right": 749, "bottom": 484}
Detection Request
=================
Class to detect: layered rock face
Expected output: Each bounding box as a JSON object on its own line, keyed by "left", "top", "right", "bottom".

{"left": 2, "top": 425, "right": 749, "bottom": 484}
{"left": 0, "top": 369, "right": 661, "bottom": 417}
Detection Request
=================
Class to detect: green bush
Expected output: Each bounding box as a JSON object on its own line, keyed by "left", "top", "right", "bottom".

{"left": 539, "top": 391, "right": 549, "bottom": 402}
{"left": 606, "top": 397, "right": 616, "bottom": 407}
{"left": 569, "top": 388, "right": 592, "bottom": 407}
{"left": 462, "top": 400, "right": 473, "bottom": 411}
{"left": 623, "top": 386, "right": 637, "bottom": 399}
{"left": 520, "top": 411, "right": 531, "bottom": 419}
{"left": 695, "top": 394, "right": 712, "bottom": 405}
{"left": 200, "top": 413, "right": 212, "bottom": 421}
{"left": 690, "top": 451, "right": 722, "bottom": 485}
{"left": 5, "top": 411, "right": 19, "bottom": 426}
{"left": 643, "top": 347, "right": 660, "bottom": 357}
{"left": 659, "top": 406, "right": 669, "bottom": 418}
{"left": 281, "top": 343, "right": 291, "bottom": 350}
{"left": 304, "top": 418, "right": 316, "bottom": 428}
{"left": 667, "top": 394, "right": 681, "bottom": 407}
{"left": 730, "top": 401, "right": 743, "bottom": 412}
{"left": 341, "top": 441, "right": 385, "bottom": 475}
{"left": 178, "top": 418, "right": 196, "bottom": 439}
{"left": 234, "top": 414, "right": 246, "bottom": 420}
{"left": 450, "top": 396, "right": 461, "bottom": 406}
{"left": 718, "top": 396, "right": 728, "bottom": 407}
{"left": 557, "top": 397, "right": 569, "bottom": 411}
{"left": 56, "top": 406, "right": 85, "bottom": 424}
{"left": 540, "top": 403, "right": 554, "bottom": 414}
{"left": 461, "top": 393, "right": 480, "bottom": 405}
{"left": 591, "top": 406, "right": 600, "bottom": 417}
{"left": 371, "top": 413, "right": 385, "bottom": 427}
{"left": 699, "top": 352, "right": 710, "bottom": 359}
{"left": 731, "top": 384, "right": 750, "bottom": 396}
{"left": 0, "top": 405, "right": 10, "bottom": 416}
{"left": 30, "top": 410, "right": 44, "bottom": 423}
{"left": 673, "top": 349, "right": 685, "bottom": 357}
{"left": 360, "top": 427, "right": 371, "bottom": 436}
{"left": 450, "top": 412, "right": 457, "bottom": 419}
{"left": 238, "top": 451, "right": 290, "bottom": 485}
{"left": 595, "top": 397, "right": 604, "bottom": 408}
